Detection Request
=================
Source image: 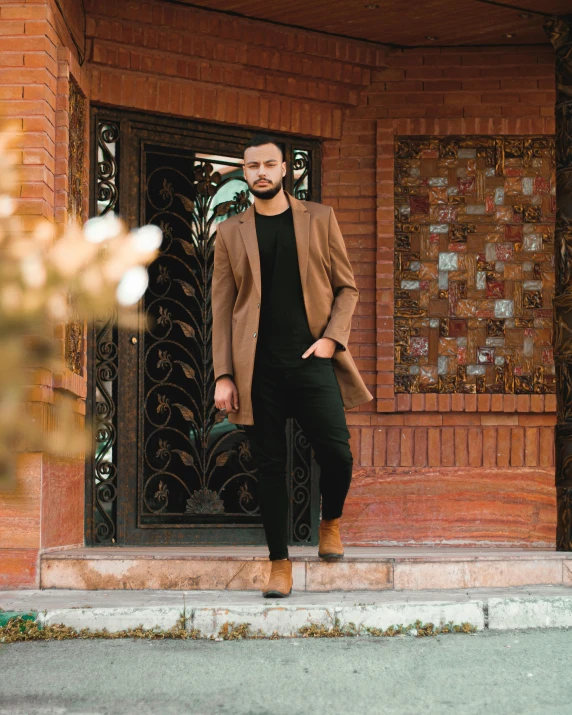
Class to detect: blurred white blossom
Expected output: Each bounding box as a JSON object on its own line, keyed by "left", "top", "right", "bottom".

{"left": 130, "top": 224, "right": 163, "bottom": 253}
{"left": 116, "top": 266, "right": 149, "bottom": 306}
{"left": 84, "top": 212, "right": 124, "bottom": 243}
{"left": 20, "top": 255, "right": 47, "bottom": 289}
{"left": 0, "top": 195, "right": 14, "bottom": 217}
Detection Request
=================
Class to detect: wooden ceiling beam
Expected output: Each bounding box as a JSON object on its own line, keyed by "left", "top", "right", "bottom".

{"left": 162, "top": 0, "right": 571, "bottom": 48}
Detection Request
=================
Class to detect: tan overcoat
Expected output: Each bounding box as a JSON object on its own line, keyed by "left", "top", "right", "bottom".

{"left": 212, "top": 192, "right": 374, "bottom": 425}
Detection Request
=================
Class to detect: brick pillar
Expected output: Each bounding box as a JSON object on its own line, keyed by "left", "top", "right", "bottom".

{"left": 545, "top": 16, "right": 572, "bottom": 550}
{"left": 0, "top": 0, "right": 59, "bottom": 588}
{"left": 0, "top": 1, "right": 88, "bottom": 588}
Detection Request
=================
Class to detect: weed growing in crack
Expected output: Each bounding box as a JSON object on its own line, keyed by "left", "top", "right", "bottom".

{"left": 0, "top": 615, "right": 202, "bottom": 644}
{"left": 0, "top": 615, "right": 478, "bottom": 643}
{"left": 297, "top": 620, "right": 477, "bottom": 638}
{"left": 413, "top": 620, "right": 477, "bottom": 636}
{"left": 216, "top": 621, "right": 283, "bottom": 640}
{"left": 364, "top": 624, "right": 412, "bottom": 637}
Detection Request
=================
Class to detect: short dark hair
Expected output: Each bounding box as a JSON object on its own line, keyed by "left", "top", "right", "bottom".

{"left": 244, "top": 134, "right": 284, "bottom": 161}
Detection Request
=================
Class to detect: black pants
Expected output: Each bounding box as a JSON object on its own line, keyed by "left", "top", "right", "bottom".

{"left": 242, "top": 347, "right": 353, "bottom": 561}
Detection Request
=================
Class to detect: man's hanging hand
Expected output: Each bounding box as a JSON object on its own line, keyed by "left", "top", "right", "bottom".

{"left": 214, "top": 376, "right": 240, "bottom": 414}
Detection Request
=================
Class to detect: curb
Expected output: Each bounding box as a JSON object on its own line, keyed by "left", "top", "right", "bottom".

{"left": 186, "top": 600, "right": 485, "bottom": 637}
{"left": 25, "top": 600, "right": 484, "bottom": 638}
{"left": 2, "top": 589, "right": 572, "bottom": 639}
{"left": 39, "top": 606, "right": 185, "bottom": 633}
{"left": 488, "top": 595, "right": 572, "bottom": 630}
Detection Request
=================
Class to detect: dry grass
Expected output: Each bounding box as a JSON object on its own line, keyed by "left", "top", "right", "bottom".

{"left": 0, "top": 615, "right": 477, "bottom": 644}
{"left": 0, "top": 615, "right": 201, "bottom": 644}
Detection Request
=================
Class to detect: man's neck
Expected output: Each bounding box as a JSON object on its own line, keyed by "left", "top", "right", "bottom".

{"left": 253, "top": 189, "right": 289, "bottom": 216}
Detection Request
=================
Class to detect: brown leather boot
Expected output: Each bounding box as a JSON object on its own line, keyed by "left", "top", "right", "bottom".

{"left": 318, "top": 518, "right": 344, "bottom": 561}
{"left": 262, "top": 559, "right": 293, "bottom": 598}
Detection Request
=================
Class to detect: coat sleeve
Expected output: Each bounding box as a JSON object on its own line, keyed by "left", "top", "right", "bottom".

{"left": 212, "top": 222, "right": 237, "bottom": 380}
{"left": 321, "top": 207, "right": 359, "bottom": 352}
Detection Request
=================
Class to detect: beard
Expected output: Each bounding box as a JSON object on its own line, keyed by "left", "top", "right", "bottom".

{"left": 248, "top": 179, "right": 283, "bottom": 200}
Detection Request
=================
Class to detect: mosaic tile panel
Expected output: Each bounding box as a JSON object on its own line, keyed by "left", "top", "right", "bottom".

{"left": 394, "top": 136, "right": 556, "bottom": 395}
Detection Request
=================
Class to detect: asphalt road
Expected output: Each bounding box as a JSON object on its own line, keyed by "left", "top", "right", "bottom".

{"left": 1, "top": 630, "right": 571, "bottom": 715}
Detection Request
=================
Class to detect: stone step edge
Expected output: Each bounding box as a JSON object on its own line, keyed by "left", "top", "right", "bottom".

{"left": 40, "top": 554, "right": 571, "bottom": 592}
{"left": 41, "top": 552, "right": 572, "bottom": 563}
{"left": 4, "top": 595, "right": 572, "bottom": 637}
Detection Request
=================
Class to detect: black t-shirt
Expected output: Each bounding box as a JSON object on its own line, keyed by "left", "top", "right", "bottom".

{"left": 254, "top": 206, "right": 314, "bottom": 364}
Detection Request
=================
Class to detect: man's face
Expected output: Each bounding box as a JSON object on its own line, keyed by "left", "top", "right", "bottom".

{"left": 243, "top": 143, "right": 286, "bottom": 200}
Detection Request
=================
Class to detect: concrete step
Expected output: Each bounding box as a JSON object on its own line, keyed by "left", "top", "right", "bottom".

{"left": 3, "top": 586, "right": 572, "bottom": 636}
{"left": 40, "top": 546, "right": 572, "bottom": 592}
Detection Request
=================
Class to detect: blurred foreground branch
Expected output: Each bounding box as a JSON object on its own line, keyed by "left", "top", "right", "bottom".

{"left": 0, "top": 122, "right": 161, "bottom": 490}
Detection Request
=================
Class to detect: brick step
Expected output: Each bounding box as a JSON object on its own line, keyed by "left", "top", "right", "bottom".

{"left": 40, "top": 547, "right": 572, "bottom": 592}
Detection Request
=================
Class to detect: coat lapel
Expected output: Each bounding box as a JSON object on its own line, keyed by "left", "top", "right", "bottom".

{"left": 238, "top": 204, "right": 261, "bottom": 297}
{"left": 290, "top": 195, "right": 310, "bottom": 295}
{"left": 238, "top": 192, "right": 310, "bottom": 299}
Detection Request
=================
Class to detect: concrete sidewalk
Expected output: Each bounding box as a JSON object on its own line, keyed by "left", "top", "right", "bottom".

{"left": 2, "top": 585, "right": 572, "bottom": 637}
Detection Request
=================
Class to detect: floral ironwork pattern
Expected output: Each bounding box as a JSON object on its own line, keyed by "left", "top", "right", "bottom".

{"left": 293, "top": 150, "right": 311, "bottom": 201}
{"left": 96, "top": 121, "right": 119, "bottom": 216}
{"left": 92, "top": 309, "right": 118, "bottom": 543}
{"left": 89, "top": 116, "right": 121, "bottom": 544}
{"left": 140, "top": 149, "right": 261, "bottom": 522}
{"left": 185, "top": 487, "right": 225, "bottom": 515}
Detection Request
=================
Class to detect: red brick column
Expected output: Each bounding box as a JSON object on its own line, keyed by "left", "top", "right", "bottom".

{"left": 0, "top": 0, "right": 89, "bottom": 588}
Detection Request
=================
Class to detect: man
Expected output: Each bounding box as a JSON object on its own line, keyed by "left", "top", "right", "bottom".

{"left": 212, "top": 134, "right": 373, "bottom": 598}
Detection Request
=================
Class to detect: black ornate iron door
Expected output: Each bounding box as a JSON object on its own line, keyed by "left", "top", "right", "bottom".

{"left": 86, "top": 108, "right": 321, "bottom": 546}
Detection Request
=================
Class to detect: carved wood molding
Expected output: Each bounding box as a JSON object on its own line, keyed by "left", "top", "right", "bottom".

{"left": 545, "top": 15, "right": 572, "bottom": 549}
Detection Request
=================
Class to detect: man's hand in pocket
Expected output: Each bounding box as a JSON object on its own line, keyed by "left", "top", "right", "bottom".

{"left": 301, "top": 337, "right": 337, "bottom": 359}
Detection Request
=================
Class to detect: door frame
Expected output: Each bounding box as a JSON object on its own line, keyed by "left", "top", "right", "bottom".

{"left": 85, "top": 105, "right": 322, "bottom": 546}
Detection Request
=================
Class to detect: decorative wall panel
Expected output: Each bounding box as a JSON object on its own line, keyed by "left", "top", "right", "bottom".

{"left": 65, "top": 78, "right": 87, "bottom": 377}
{"left": 394, "top": 136, "right": 556, "bottom": 395}
{"left": 68, "top": 78, "right": 86, "bottom": 223}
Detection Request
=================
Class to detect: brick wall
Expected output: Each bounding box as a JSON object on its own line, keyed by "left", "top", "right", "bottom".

{"left": 0, "top": 0, "right": 88, "bottom": 587}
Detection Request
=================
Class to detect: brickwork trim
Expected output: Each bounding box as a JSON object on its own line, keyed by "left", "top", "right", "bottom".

{"left": 80, "top": 0, "right": 395, "bottom": 140}
{"left": 350, "top": 421, "right": 555, "bottom": 469}
{"left": 90, "top": 65, "right": 345, "bottom": 140}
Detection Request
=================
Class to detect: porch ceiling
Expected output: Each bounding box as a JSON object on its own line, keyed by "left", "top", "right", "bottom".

{"left": 174, "top": 1, "right": 570, "bottom": 47}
